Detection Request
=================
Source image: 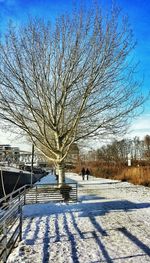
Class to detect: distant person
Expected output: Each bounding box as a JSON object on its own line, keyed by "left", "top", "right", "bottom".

{"left": 81, "top": 167, "right": 85, "bottom": 180}
{"left": 86, "top": 168, "right": 90, "bottom": 180}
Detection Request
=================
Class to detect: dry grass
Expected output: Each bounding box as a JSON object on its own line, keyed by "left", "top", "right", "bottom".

{"left": 115, "top": 166, "right": 150, "bottom": 187}
{"left": 73, "top": 161, "right": 150, "bottom": 187}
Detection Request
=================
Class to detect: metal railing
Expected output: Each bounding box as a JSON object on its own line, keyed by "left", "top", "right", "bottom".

{"left": 0, "top": 199, "right": 23, "bottom": 262}
{"left": 0, "top": 182, "right": 78, "bottom": 262}
{"left": 0, "top": 185, "right": 30, "bottom": 262}
{"left": 0, "top": 185, "right": 29, "bottom": 262}
{"left": 0, "top": 182, "right": 78, "bottom": 211}
{"left": 0, "top": 185, "right": 29, "bottom": 215}
{"left": 25, "top": 183, "right": 78, "bottom": 204}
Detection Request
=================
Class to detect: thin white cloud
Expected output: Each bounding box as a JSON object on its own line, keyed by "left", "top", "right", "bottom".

{"left": 127, "top": 113, "right": 150, "bottom": 139}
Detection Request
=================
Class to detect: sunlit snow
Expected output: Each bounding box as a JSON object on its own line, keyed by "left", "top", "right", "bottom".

{"left": 7, "top": 173, "right": 150, "bottom": 263}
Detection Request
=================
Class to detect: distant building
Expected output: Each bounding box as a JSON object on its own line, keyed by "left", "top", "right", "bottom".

{"left": 0, "top": 144, "right": 20, "bottom": 163}
{"left": 0, "top": 143, "right": 79, "bottom": 167}
{"left": 20, "top": 150, "right": 48, "bottom": 167}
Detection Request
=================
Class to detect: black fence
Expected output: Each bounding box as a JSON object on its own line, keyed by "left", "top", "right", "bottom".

{"left": 0, "top": 185, "right": 28, "bottom": 214}
{"left": 0, "top": 199, "right": 22, "bottom": 262}
{"left": 0, "top": 182, "right": 78, "bottom": 262}
{"left": 25, "top": 183, "right": 78, "bottom": 204}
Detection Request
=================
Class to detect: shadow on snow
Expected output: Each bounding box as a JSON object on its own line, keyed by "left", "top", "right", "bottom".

{"left": 22, "top": 195, "right": 150, "bottom": 262}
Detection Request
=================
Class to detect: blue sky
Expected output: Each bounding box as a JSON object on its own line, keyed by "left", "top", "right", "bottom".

{"left": 0, "top": 0, "right": 150, "bottom": 149}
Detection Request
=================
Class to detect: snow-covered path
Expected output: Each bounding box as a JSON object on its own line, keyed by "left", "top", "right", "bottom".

{"left": 7, "top": 173, "right": 150, "bottom": 262}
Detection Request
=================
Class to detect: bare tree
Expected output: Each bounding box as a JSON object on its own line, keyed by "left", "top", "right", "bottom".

{"left": 0, "top": 4, "right": 143, "bottom": 183}
{"left": 144, "top": 135, "right": 150, "bottom": 160}
{"left": 96, "top": 139, "right": 128, "bottom": 164}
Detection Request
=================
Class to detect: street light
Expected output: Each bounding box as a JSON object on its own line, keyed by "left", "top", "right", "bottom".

{"left": 31, "top": 144, "right": 34, "bottom": 186}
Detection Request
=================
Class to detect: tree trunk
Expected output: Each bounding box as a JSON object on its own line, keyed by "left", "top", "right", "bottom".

{"left": 56, "top": 162, "right": 65, "bottom": 185}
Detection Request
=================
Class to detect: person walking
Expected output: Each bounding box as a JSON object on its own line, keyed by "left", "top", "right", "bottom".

{"left": 81, "top": 167, "right": 85, "bottom": 180}
{"left": 86, "top": 168, "right": 90, "bottom": 180}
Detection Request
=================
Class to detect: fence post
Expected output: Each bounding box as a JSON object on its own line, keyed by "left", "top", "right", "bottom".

{"left": 36, "top": 185, "right": 37, "bottom": 204}
{"left": 18, "top": 190, "right": 20, "bottom": 213}
{"left": 76, "top": 183, "right": 78, "bottom": 202}
{"left": 24, "top": 186, "right": 26, "bottom": 205}
{"left": 10, "top": 193, "right": 12, "bottom": 207}
{"left": 18, "top": 190, "right": 20, "bottom": 202}
{"left": 2, "top": 220, "right": 7, "bottom": 262}
{"left": 19, "top": 204, "right": 22, "bottom": 242}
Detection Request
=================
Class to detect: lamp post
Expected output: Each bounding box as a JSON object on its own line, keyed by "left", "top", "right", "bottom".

{"left": 128, "top": 153, "right": 131, "bottom": 167}
{"left": 31, "top": 144, "right": 34, "bottom": 186}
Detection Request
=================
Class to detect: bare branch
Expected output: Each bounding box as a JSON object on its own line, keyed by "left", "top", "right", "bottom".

{"left": 0, "top": 4, "right": 144, "bottom": 181}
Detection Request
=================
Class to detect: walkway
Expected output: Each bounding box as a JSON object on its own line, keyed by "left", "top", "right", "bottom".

{"left": 7, "top": 173, "right": 150, "bottom": 263}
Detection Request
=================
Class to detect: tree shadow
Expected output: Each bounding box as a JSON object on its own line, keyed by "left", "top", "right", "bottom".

{"left": 22, "top": 217, "right": 35, "bottom": 240}
{"left": 78, "top": 200, "right": 150, "bottom": 218}
{"left": 89, "top": 216, "right": 108, "bottom": 237}
{"left": 42, "top": 216, "right": 51, "bottom": 263}
{"left": 63, "top": 212, "right": 80, "bottom": 263}
{"left": 23, "top": 216, "right": 42, "bottom": 245}
{"left": 78, "top": 181, "right": 120, "bottom": 186}
{"left": 92, "top": 231, "right": 113, "bottom": 263}
{"left": 21, "top": 198, "right": 150, "bottom": 262}
{"left": 54, "top": 214, "right": 61, "bottom": 242}
{"left": 79, "top": 195, "right": 105, "bottom": 202}
{"left": 69, "top": 211, "right": 84, "bottom": 239}
{"left": 118, "top": 227, "right": 150, "bottom": 257}
{"left": 23, "top": 199, "right": 150, "bottom": 218}
{"left": 112, "top": 253, "right": 148, "bottom": 261}
{"left": 23, "top": 216, "right": 51, "bottom": 263}
{"left": 65, "top": 211, "right": 113, "bottom": 262}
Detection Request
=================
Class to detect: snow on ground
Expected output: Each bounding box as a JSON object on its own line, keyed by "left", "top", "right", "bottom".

{"left": 7, "top": 173, "right": 150, "bottom": 263}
